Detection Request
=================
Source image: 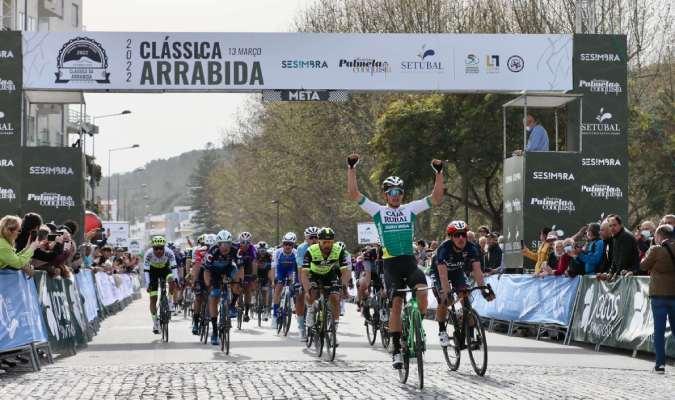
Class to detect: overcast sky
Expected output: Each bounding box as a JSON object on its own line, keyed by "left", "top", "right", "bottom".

{"left": 83, "top": 0, "right": 308, "bottom": 175}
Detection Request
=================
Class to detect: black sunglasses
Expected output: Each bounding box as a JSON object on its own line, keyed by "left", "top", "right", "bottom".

{"left": 452, "top": 232, "right": 467, "bottom": 238}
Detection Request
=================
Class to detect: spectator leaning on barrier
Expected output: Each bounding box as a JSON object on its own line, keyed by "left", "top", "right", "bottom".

{"left": 523, "top": 227, "right": 554, "bottom": 275}
{"left": 0, "top": 215, "right": 41, "bottom": 277}
{"left": 639, "top": 224, "right": 675, "bottom": 374}
{"left": 598, "top": 220, "right": 612, "bottom": 274}
{"left": 540, "top": 239, "right": 563, "bottom": 277}
{"left": 607, "top": 214, "right": 640, "bottom": 277}
{"left": 14, "top": 212, "right": 43, "bottom": 252}
{"left": 576, "top": 223, "right": 604, "bottom": 274}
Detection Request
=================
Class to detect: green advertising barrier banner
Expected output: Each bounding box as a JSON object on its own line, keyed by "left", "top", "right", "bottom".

{"left": 571, "top": 276, "right": 674, "bottom": 357}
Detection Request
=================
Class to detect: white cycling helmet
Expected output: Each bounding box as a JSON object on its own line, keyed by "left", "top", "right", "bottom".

{"left": 238, "top": 231, "right": 253, "bottom": 243}
{"left": 216, "top": 229, "right": 233, "bottom": 243}
{"left": 336, "top": 241, "right": 346, "bottom": 250}
{"left": 282, "top": 232, "right": 297, "bottom": 244}
{"left": 304, "top": 226, "right": 320, "bottom": 237}
{"left": 382, "top": 176, "right": 404, "bottom": 191}
{"left": 204, "top": 234, "right": 217, "bottom": 246}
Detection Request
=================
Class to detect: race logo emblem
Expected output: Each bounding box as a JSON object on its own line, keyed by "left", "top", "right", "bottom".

{"left": 485, "top": 55, "right": 499, "bottom": 73}
{"left": 0, "top": 78, "right": 16, "bottom": 93}
{"left": 465, "top": 54, "right": 479, "bottom": 74}
{"left": 0, "top": 187, "right": 16, "bottom": 201}
{"left": 400, "top": 45, "right": 443, "bottom": 73}
{"left": 507, "top": 55, "right": 524, "bottom": 72}
{"left": 55, "top": 37, "right": 111, "bottom": 84}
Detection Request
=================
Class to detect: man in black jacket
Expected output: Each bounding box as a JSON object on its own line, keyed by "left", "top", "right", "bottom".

{"left": 484, "top": 233, "right": 503, "bottom": 275}
{"left": 607, "top": 214, "right": 640, "bottom": 276}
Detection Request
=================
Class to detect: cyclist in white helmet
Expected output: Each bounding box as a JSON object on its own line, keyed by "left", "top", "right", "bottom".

{"left": 190, "top": 233, "right": 216, "bottom": 335}
{"left": 347, "top": 153, "right": 445, "bottom": 369}
{"left": 294, "top": 226, "right": 320, "bottom": 340}
{"left": 271, "top": 232, "right": 301, "bottom": 331}
{"left": 236, "top": 231, "right": 258, "bottom": 323}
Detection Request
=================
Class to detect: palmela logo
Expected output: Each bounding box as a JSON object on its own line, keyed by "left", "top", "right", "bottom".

{"left": 0, "top": 187, "right": 16, "bottom": 201}
{"left": 0, "top": 78, "right": 16, "bottom": 93}
{"left": 338, "top": 58, "right": 391, "bottom": 74}
{"left": 401, "top": 45, "right": 443, "bottom": 73}
{"left": 29, "top": 166, "right": 75, "bottom": 175}
{"left": 530, "top": 197, "right": 575, "bottom": 213}
{"left": 0, "top": 110, "right": 14, "bottom": 136}
{"left": 507, "top": 55, "right": 524, "bottom": 72}
{"left": 26, "top": 192, "right": 75, "bottom": 208}
{"left": 578, "top": 79, "right": 622, "bottom": 95}
{"left": 55, "top": 37, "right": 111, "bottom": 84}
{"left": 581, "top": 107, "right": 620, "bottom": 135}
{"left": 581, "top": 158, "right": 622, "bottom": 167}
{"left": 465, "top": 54, "right": 479, "bottom": 74}
{"left": 581, "top": 184, "right": 623, "bottom": 199}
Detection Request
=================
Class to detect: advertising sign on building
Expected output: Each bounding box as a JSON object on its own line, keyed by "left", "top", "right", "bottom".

{"left": 0, "top": 31, "right": 22, "bottom": 147}
{"left": 22, "top": 32, "right": 573, "bottom": 92}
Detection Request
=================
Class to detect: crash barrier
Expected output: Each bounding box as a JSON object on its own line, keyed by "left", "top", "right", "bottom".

{"left": 439, "top": 274, "right": 673, "bottom": 358}
{"left": 0, "top": 269, "right": 141, "bottom": 371}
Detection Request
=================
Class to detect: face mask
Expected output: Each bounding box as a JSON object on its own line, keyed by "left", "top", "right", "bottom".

{"left": 640, "top": 230, "right": 652, "bottom": 239}
{"left": 564, "top": 245, "right": 573, "bottom": 253}
{"left": 526, "top": 126, "right": 532, "bottom": 132}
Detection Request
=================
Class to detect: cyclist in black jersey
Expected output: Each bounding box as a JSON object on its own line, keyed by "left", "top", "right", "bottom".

{"left": 431, "top": 221, "right": 494, "bottom": 347}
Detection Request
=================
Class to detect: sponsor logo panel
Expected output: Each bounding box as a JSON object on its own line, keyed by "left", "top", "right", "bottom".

{"left": 338, "top": 58, "right": 390, "bottom": 74}
{"left": 581, "top": 184, "right": 623, "bottom": 199}
{"left": 26, "top": 192, "right": 75, "bottom": 208}
{"left": 578, "top": 79, "right": 622, "bottom": 95}
{"left": 280, "top": 60, "right": 328, "bottom": 69}
{"left": 28, "top": 166, "right": 75, "bottom": 175}
{"left": 0, "top": 187, "right": 16, "bottom": 201}
{"left": 400, "top": 45, "right": 443, "bottom": 73}
{"left": 531, "top": 171, "right": 575, "bottom": 181}
{"left": 464, "top": 54, "right": 479, "bottom": 74}
{"left": 581, "top": 107, "right": 621, "bottom": 135}
{"left": 529, "top": 197, "right": 576, "bottom": 213}
{"left": 0, "top": 111, "right": 15, "bottom": 136}
{"left": 580, "top": 157, "right": 622, "bottom": 167}
{"left": 485, "top": 55, "right": 499, "bottom": 73}
{"left": 55, "top": 36, "right": 111, "bottom": 84}
{"left": 579, "top": 52, "right": 621, "bottom": 62}
{"left": 507, "top": 55, "right": 524, "bottom": 72}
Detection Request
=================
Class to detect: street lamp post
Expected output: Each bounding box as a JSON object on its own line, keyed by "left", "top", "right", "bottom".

{"left": 91, "top": 110, "right": 131, "bottom": 203}
{"left": 271, "top": 200, "right": 280, "bottom": 245}
{"left": 108, "top": 144, "right": 140, "bottom": 220}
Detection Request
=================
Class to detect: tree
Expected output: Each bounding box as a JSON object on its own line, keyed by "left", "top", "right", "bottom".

{"left": 190, "top": 143, "right": 222, "bottom": 234}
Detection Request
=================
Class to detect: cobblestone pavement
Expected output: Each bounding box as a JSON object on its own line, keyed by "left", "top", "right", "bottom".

{"left": 1, "top": 294, "right": 672, "bottom": 399}
{"left": 1, "top": 360, "right": 673, "bottom": 399}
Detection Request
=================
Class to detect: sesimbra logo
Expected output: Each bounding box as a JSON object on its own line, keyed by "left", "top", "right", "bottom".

{"left": 532, "top": 171, "right": 575, "bottom": 181}
{"left": 29, "top": 166, "right": 74, "bottom": 175}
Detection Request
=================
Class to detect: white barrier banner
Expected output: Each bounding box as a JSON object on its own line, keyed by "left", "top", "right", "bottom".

{"left": 94, "top": 272, "right": 115, "bottom": 306}
{"left": 23, "top": 32, "right": 572, "bottom": 92}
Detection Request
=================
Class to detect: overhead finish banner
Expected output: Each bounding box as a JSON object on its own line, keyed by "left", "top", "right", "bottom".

{"left": 22, "top": 32, "right": 573, "bottom": 92}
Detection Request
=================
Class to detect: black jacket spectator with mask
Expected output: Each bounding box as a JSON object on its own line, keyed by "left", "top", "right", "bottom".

{"left": 610, "top": 228, "right": 640, "bottom": 274}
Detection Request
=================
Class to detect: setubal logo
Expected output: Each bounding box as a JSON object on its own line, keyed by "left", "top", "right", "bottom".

{"left": 0, "top": 110, "right": 14, "bottom": 136}
{"left": 465, "top": 54, "right": 479, "bottom": 74}
{"left": 338, "top": 58, "right": 390, "bottom": 74}
{"left": 27, "top": 192, "right": 75, "bottom": 208}
{"left": 507, "top": 55, "right": 524, "bottom": 72}
{"left": 581, "top": 184, "right": 623, "bottom": 199}
{"left": 530, "top": 197, "right": 575, "bottom": 213}
{"left": 55, "top": 37, "right": 111, "bottom": 84}
{"left": 400, "top": 45, "right": 443, "bottom": 73}
{"left": 0, "top": 187, "right": 16, "bottom": 201}
{"left": 581, "top": 107, "right": 620, "bottom": 135}
{"left": 578, "top": 79, "right": 622, "bottom": 95}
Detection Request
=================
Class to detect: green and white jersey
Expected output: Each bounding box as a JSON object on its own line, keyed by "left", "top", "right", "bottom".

{"left": 358, "top": 195, "right": 431, "bottom": 259}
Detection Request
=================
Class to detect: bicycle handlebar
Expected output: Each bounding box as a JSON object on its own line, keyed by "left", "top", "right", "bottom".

{"left": 395, "top": 286, "right": 431, "bottom": 293}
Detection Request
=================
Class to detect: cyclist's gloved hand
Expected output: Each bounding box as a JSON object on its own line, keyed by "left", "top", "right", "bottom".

{"left": 481, "top": 287, "right": 496, "bottom": 302}
{"left": 431, "top": 159, "right": 444, "bottom": 174}
{"left": 347, "top": 154, "right": 360, "bottom": 169}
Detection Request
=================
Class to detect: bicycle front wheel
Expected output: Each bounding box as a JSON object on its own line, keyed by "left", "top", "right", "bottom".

{"left": 326, "top": 318, "right": 337, "bottom": 362}
{"left": 283, "top": 295, "right": 292, "bottom": 336}
{"left": 413, "top": 314, "right": 425, "bottom": 390}
{"left": 443, "top": 308, "right": 461, "bottom": 371}
{"left": 466, "top": 308, "right": 488, "bottom": 376}
{"left": 365, "top": 320, "right": 377, "bottom": 345}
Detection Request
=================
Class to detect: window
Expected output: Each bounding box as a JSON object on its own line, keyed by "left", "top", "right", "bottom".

{"left": 27, "top": 16, "right": 36, "bottom": 31}
{"left": 18, "top": 11, "right": 24, "bottom": 30}
{"left": 71, "top": 3, "right": 79, "bottom": 27}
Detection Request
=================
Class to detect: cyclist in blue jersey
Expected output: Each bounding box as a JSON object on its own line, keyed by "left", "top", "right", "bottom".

{"left": 144, "top": 235, "right": 178, "bottom": 334}
{"left": 272, "top": 232, "right": 301, "bottom": 333}
{"left": 295, "top": 226, "right": 319, "bottom": 340}
{"left": 432, "top": 221, "right": 494, "bottom": 347}
{"left": 203, "top": 229, "right": 241, "bottom": 345}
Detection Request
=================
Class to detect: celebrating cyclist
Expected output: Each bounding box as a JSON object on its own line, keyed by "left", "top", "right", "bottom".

{"left": 295, "top": 227, "right": 319, "bottom": 340}
{"left": 203, "top": 230, "right": 241, "bottom": 345}
{"left": 433, "top": 221, "right": 495, "bottom": 347}
{"left": 272, "top": 232, "right": 299, "bottom": 330}
{"left": 302, "top": 227, "right": 350, "bottom": 335}
{"left": 237, "top": 231, "right": 258, "bottom": 323}
{"left": 144, "top": 235, "right": 178, "bottom": 334}
{"left": 347, "top": 153, "right": 445, "bottom": 369}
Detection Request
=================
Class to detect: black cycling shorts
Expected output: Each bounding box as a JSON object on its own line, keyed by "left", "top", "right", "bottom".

{"left": 383, "top": 255, "right": 427, "bottom": 299}
{"left": 257, "top": 268, "right": 270, "bottom": 287}
{"left": 147, "top": 268, "right": 172, "bottom": 294}
{"left": 309, "top": 269, "right": 341, "bottom": 294}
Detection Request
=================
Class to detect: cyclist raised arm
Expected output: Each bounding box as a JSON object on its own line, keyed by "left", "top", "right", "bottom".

{"left": 347, "top": 153, "right": 445, "bottom": 370}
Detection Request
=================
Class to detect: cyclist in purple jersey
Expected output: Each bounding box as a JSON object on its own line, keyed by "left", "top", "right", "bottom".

{"left": 236, "top": 232, "right": 258, "bottom": 323}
